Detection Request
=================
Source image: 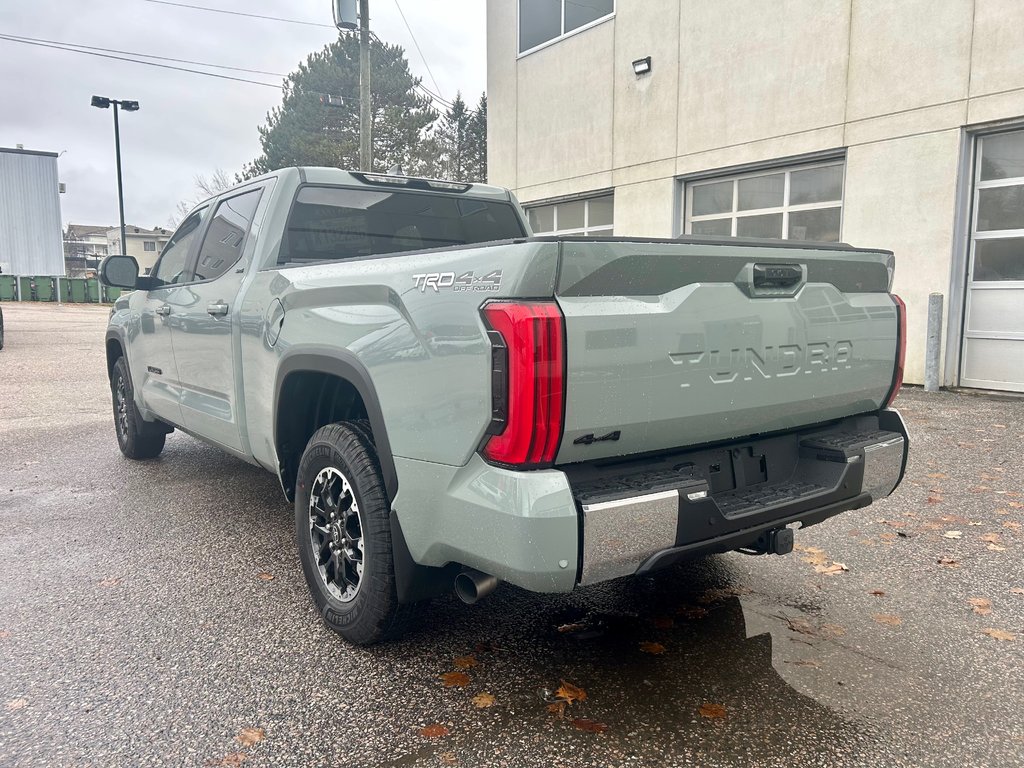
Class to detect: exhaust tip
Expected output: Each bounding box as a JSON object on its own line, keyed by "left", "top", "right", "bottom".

{"left": 454, "top": 568, "right": 498, "bottom": 605}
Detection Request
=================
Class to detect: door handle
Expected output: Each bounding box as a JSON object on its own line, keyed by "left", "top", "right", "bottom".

{"left": 207, "top": 302, "right": 229, "bottom": 317}
{"left": 155, "top": 304, "right": 171, "bottom": 316}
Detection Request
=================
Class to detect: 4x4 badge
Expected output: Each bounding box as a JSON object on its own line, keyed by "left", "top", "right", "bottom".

{"left": 412, "top": 270, "right": 502, "bottom": 293}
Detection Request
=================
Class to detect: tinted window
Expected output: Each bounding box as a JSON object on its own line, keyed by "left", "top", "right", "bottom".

{"left": 279, "top": 187, "right": 526, "bottom": 266}
{"left": 520, "top": 0, "right": 561, "bottom": 52}
{"left": 194, "top": 189, "right": 262, "bottom": 282}
{"left": 153, "top": 208, "right": 206, "bottom": 285}
{"left": 565, "top": 0, "right": 613, "bottom": 32}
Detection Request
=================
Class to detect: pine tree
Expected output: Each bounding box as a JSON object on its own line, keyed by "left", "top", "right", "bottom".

{"left": 242, "top": 35, "right": 437, "bottom": 177}
{"left": 466, "top": 93, "right": 488, "bottom": 183}
{"left": 434, "top": 93, "right": 472, "bottom": 182}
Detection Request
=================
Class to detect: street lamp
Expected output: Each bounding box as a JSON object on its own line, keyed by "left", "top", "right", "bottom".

{"left": 91, "top": 96, "right": 140, "bottom": 257}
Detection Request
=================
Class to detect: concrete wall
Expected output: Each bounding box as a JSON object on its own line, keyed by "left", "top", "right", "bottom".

{"left": 486, "top": 0, "right": 1024, "bottom": 386}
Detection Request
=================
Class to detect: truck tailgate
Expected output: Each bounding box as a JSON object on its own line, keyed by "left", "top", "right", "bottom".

{"left": 553, "top": 239, "right": 898, "bottom": 464}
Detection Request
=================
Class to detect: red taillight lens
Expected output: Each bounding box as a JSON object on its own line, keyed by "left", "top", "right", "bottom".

{"left": 480, "top": 301, "right": 565, "bottom": 467}
{"left": 885, "top": 294, "right": 906, "bottom": 408}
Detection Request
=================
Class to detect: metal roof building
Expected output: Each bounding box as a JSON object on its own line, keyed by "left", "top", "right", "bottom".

{"left": 0, "top": 147, "right": 65, "bottom": 277}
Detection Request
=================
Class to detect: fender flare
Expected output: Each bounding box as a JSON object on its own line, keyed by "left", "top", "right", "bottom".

{"left": 274, "top": 348, "right": 399, "bottom": 502}
{"left": 104, "top": 327, "right": 128, "bottom": 378}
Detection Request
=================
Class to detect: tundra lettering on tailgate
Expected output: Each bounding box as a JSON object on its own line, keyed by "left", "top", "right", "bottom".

{"left": 670, "top": 341, "right": 854, "bottom": 386}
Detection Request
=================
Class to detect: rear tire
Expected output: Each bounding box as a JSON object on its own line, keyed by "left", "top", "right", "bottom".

{"left": 295, "top": 422, "right": 418, "bottom": 645}
{"left": 110, "top": 357, "right": 166, "bottom": 460}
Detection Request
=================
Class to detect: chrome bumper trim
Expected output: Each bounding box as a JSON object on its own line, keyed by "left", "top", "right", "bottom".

{"left": 862, "top": 435, "right": 905, "bottom": 501}
{"left": 579, "top": 489, "right": 679, "bottom": 586}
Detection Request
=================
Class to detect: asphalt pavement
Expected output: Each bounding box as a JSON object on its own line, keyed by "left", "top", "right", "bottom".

{"left": 0, "top": 302, "right": 1022, "bottom": 768}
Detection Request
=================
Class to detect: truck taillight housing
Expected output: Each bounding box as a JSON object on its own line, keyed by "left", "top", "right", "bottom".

{"left": 480, "top": 301, "right": 565, "bottom": 467}
{"left": 884, "top": 294, "right": 906, "bottom": 409}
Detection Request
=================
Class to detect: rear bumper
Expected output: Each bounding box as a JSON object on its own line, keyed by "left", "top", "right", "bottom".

{"left": 573, "top": 409, "right": 909, "bottom": 585}
{"left": 392, "top": 410, "right": 908, "bottom": 594}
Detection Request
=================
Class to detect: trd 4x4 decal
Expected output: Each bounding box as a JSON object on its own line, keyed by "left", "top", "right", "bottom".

{"left": 412, "top": 270, "right": 502, "bottom": 293}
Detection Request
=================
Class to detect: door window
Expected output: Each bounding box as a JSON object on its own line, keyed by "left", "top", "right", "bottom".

{"left": 153, "top": 207, "right": 207, "bottom": 285}
{"left": 193, "top": 188, "right": 263, "bottom": 282}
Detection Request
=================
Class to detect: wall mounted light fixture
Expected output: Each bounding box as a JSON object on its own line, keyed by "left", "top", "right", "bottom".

{"left": 632, "top": 56, "right": 652, "bottom": 76}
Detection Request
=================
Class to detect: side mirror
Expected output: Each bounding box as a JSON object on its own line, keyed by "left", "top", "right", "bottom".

{"left": 99, "top": 254, "right": 140, "bottom": 289}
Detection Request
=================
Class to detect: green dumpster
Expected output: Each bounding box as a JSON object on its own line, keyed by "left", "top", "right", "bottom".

{"left": 34, "top": 277, "right": 56, "bottom": 302}
{"left": 102, "top": 285, "right": 122, "bottom": 303}
{"left": 59, "top": 278, "right": 72, "bottom": 302}
{"left": 19, "top": 277, "right": 34, "bottom": 301}
{"left": 0, "top": 275, "right": 16, "bottom": 301}
{"left": 85, "top": 278, "right": 101, "bottom": 303}
{"left": 69, "top": 278, "right": 88, "bottom": 303}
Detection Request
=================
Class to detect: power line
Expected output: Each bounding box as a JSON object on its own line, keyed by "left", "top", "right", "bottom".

{"left": 0, "top": 34, "right": 282, "bottom": 88}
{"left": 140, "top": 0, "right": 334, "bottom": 28}
{"left": 392, "top": 0, "right": 444, "bottom": 100}
{"left": 0, "top": 32, "right": 287, "bottom": 77}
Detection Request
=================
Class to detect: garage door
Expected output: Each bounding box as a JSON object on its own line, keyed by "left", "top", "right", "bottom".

{"left": 961, "top": 129, "right": 1024, "bottom": 392}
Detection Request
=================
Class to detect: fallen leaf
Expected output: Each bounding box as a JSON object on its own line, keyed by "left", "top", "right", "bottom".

{"left": 6, "top": 698, "right": 27, "bottom": 711}
{"left": 926, "top": 472, "right": 949, "bottom": 479}
{"left": 98, "top": 577, "right": 122, "bottom": 587}
{"left": 982, "top": 628, "right": 1016, "bottom": 642}
{"left": 651, "top": 616, "right": 674, "bottom": 630}
{"left": 546, "top": 701, "right": 566, "bottom": 718}
{"left": 869, "top": 589, "right": 886, "bottom": 597}
{"left": 927, "top": 495, "right": 943, "bottom": 505}
{"left": 256, "top": 572, "right": 274, "bottom": 581}
{"left": 786, "top": 659, "right": 822, "bottom": 668}
{"left": 440, "top": 672, "right": 470, "bottom": 688}
{"left": 785, "top": 617, "right": 816, "bottom": 635}
{"left": 872, "top": 614, "right": 902, "bottom": 626}
{"left": 821, "top": 623, "right": 846, "bottom": 637}
{"left": 970, "top": 486, "right": 990, "bottom": 493}
{"left": 968, "top": 597, "right": 992, "bottom": 616}
{"left": 991, "top": 424, "right": 1007, "bottom": 429}
{"left": 439, "top": 752, "right": 458, "bottom": 766}
{"left": 235, "top": 728, "right": 264, "bottom": 747}
{"left": 1003, "top": 521, "right": 1021, "bottom": 531}
{"left": 814, "top": 562, "right": 848, "bottom": 575}
{"left": 572, "top": 718, "right": 610, "bottom": 733}
{"left": 638, "top": 641, "right": 666, "bottom": 655}
{"left": 419, "top": 724, "right": 450, "bottom": 739}
{"left": 801, "top": 550, "right": 829, "bottom": 566}
{"left": 943, "top": 530, "right": 962, "bottom": 539}
{"left": 1010, "top": 587, "right": 1024, "bottom": 596}
{"left": 937, "top": 557, "right": 960, "bottom": 567}
{"left": 988, "top": 543, "right": 1007, "bottom": 552}
{"left": 471, "top": 692, "right": 496, "bottom": 708}
{"left": 207, "top": 754, "right": 247, "bottom": 767}
{"left": 698, "top": 702, "right": 727, "bottom": 720}
{"left": 1009, "top": 501, "right": 1024, "bottom": 509}
{"left": 556, "top": 623, "right": 586, "bottom": 634}
{"left": 879, "top": 532, "right": 897, "bottom": 542}
{"left": 980, "top": 532, "right": 1003, "bottom": 543}
{"left": 453, "top": 655, "right": 478, "bottom": 670}
{"left": 554, "top": 681, "right": 587, "bottom": 704}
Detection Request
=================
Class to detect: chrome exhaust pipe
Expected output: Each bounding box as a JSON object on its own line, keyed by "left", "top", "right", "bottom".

{"left": 454, "top": 568, "right": 498, "bottom": 605}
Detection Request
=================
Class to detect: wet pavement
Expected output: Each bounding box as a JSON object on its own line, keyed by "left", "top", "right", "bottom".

{"left": 0, "top": 302, "right": 1022, "bottom": 767}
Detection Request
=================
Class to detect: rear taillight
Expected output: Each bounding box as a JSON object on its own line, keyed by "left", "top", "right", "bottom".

{"left": 480, "top": 301, "right": 565, "bottom": 467}
{"left": 884, "top": 294, "right": 906, "bottom": 408}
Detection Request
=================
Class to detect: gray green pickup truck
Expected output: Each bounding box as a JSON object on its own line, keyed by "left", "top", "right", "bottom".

{"left": 99, "top": 168, "right": 909, "bottom": 644}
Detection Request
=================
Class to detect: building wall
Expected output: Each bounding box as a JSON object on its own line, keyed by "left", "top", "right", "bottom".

{"left": 487, "top": 0, "right": 1024, "bottom": 386}
{"left": 0, "top": 148, "right": 65, "bottom": 276}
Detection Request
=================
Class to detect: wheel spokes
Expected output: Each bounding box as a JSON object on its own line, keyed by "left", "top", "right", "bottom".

{"left": 308, "top": 466, "right": 365, "bottom": 603}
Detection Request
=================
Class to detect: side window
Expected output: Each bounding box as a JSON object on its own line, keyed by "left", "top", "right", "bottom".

{"left": 193, "top": 188, "right": 263, "bottom": 282}
{"left": 153, "top": 207, "right": 207, "bottom": 285}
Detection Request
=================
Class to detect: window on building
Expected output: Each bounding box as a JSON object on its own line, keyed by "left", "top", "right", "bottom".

{"left": 519, "top": 0, "right": 614, "bottom": 54}
{"left": 143, "top": 241, "right": 156, "bottom": 251}
{"left": 684, "top": 161, "right": 845, "bottom": 243}
{"left": 193, "top": 188, "right": 263, "bottom": 282}
{"left": 526, "top": 194, "right": 614, "bottom": 237}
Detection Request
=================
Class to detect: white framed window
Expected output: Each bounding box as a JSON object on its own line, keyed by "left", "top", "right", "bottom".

{"left": 526, "top": 194, "right": 614, "bottom": 237}
{"left": 143, "top": 241, "right": 157, "bottom": 252}
{"left": 684, "top": 160, "right": 845, "bottom": 243}
{"left": 518, "top": 0, "right": 615, "bottom": 56}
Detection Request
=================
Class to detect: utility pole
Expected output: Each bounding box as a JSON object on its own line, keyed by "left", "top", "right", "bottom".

{"left": 359, "top": 0, "right": 372, "bottom": 171}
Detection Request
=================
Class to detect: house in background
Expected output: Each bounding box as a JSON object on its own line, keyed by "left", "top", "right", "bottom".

{"left": 105, "top": 225, "right": 171, "bottom": 274}
{"left": 486, "top": 0, "right": 1024, "bottom": 392}
{"left": 63, "top": 224, "right": 111, "bottom": 276}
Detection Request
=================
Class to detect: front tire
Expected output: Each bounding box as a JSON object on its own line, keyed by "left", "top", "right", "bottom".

{"left": 110, "top": 357, "right": 166, "bottom": 460}
{"left": 295, "top": 422, "right": 417, "bottom": 645}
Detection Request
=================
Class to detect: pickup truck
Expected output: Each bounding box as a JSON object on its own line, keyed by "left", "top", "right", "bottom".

{"left": 99, "top": 168, "right": 909, "bottom": 645}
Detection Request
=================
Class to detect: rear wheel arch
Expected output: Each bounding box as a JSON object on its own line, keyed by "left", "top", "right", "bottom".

{"left": 274, "top": 351, "right": 398, "bottom": 503}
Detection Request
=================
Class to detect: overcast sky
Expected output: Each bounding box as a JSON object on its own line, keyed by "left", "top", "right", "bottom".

{"left": 0, "top": 0, "right": 486, "bottom": 230}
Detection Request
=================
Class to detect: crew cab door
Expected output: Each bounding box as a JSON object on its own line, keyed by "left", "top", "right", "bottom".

{"left": 128, "top": 207, "right": 208, "bottom": 426}
{"left": 170, "top": 185, "right": 265, "bottom": 453}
